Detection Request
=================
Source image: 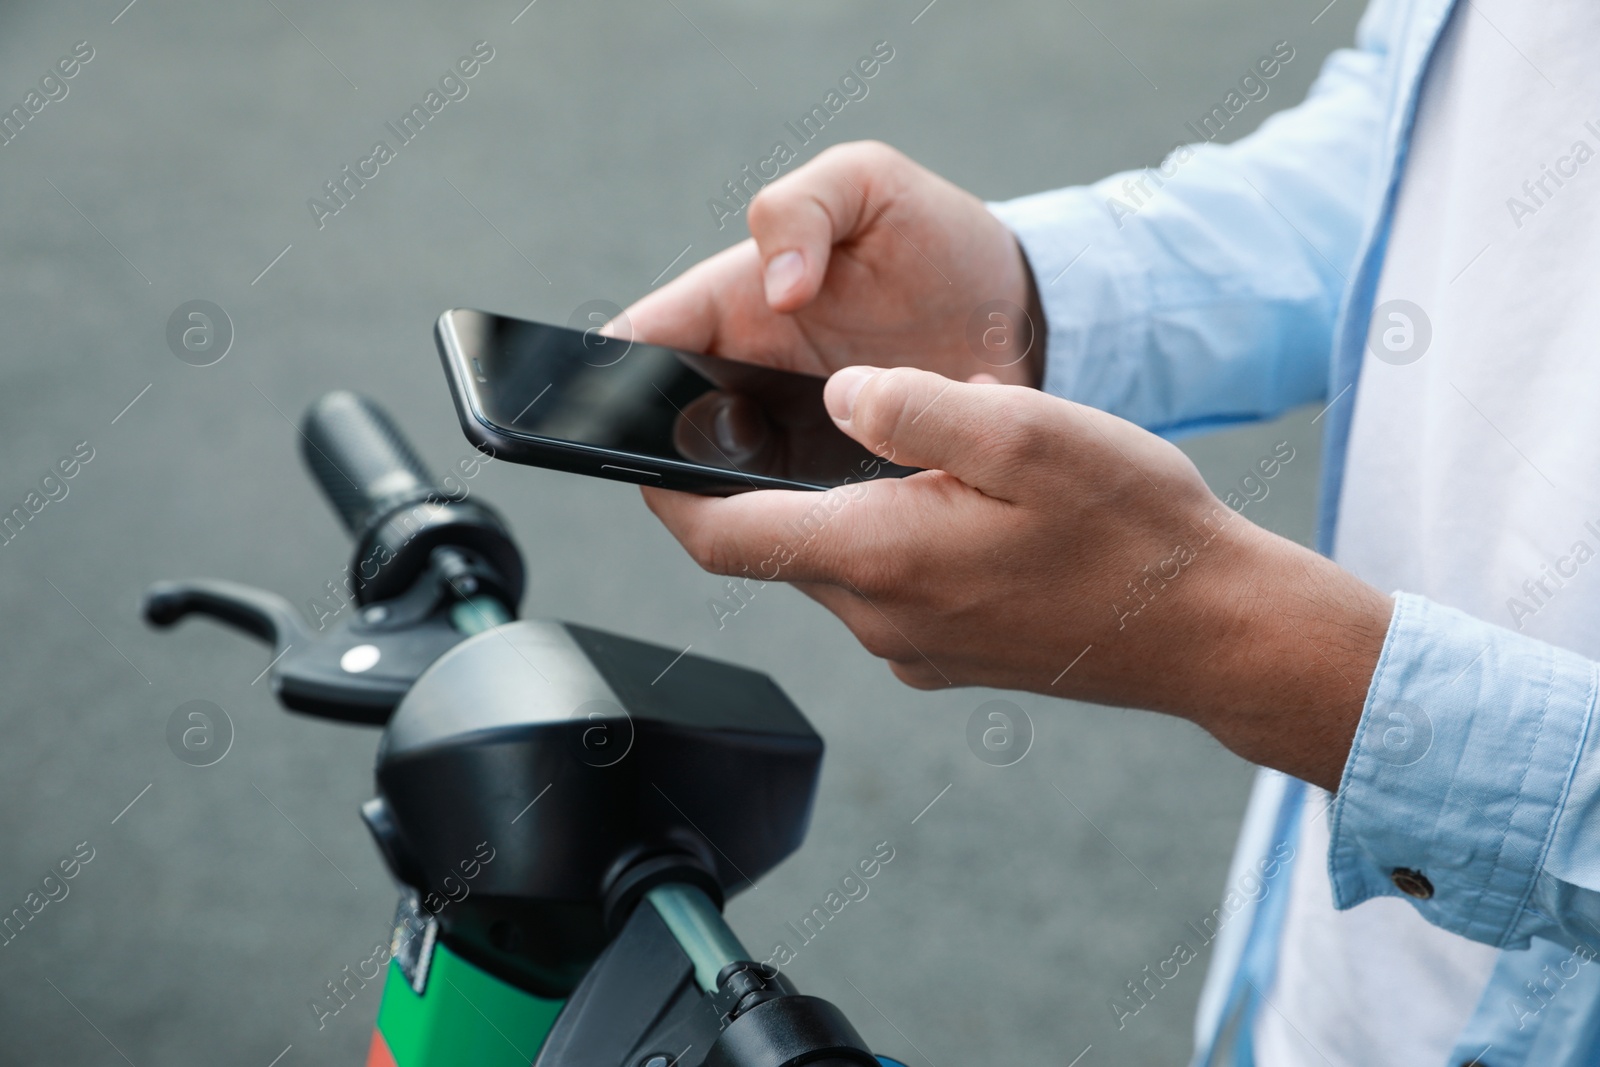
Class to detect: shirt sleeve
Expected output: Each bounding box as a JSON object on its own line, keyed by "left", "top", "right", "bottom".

{"left": 1328, "top": 592, "right": 1600, "bottom": 951}
{"left": 986, "top": 0, "right": 1401, "bottom": 436}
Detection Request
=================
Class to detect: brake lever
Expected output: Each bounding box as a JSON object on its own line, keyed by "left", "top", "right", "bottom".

{"left": 143, "top": 578, "right": 310, "bottom": 652}
{"left": 141, "top": 569, "right": 480, "bottom": 726}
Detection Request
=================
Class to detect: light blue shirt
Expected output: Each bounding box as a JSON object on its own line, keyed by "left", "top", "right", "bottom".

{"left": 989, "top": 0, "right": 1600, "bottom": 1062}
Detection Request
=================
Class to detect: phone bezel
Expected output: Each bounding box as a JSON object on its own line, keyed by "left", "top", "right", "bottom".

{"left": 435, "top": 309, "right": 834, "bottom": 495}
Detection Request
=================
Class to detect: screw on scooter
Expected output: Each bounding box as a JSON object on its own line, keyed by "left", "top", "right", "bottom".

{"left": 141, "top": 391, "right": 908, "bottom": 1066}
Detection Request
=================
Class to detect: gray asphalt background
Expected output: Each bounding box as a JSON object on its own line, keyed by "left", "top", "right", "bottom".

{"left": 0, "top": 1, "right": 1363, "bottom": 1064}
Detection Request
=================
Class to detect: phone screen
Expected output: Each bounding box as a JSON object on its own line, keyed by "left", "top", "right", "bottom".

{"left": 439, "top": 308, "right": 915, "bottom": 489}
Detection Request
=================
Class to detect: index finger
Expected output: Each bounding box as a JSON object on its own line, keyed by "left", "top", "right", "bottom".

{"left": 614, "top": 241, "right": 756, "bottom": 356}
{"left": 642, "top": 483, "right": 871, "bottom": 584}
{"left": 744, "top": 142, "right": 889, "bottom": 312}
{"left": 618, "top": 241, "right": 825, "bottom": 377}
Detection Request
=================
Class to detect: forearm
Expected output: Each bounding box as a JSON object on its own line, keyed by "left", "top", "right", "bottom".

{"left": 1044, "top": 489, "right": 1389, "bottom": 790}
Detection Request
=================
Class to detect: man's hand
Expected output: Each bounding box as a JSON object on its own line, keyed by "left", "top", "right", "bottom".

{"left": 644, "top": 368, "right": 1394, "bottom": 791}
{"left": 622, "top": 141, "right": 1043, "bottom": 387}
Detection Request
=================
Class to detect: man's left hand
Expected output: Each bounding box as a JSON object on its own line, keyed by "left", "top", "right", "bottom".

{"left": 644, "top": 366, "right": 1394, "bottom": 790}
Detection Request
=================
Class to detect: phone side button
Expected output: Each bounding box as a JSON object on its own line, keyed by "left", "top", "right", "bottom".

{"left": 600, "top": 464, "right": 662, "bottom": 483}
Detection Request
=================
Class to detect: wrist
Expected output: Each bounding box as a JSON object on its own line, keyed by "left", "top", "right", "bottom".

{"left": 1175, "top": 517, "right": 1393, "bottom": 790}
{"left": 979, "top": 220, "right": 1045, "bottom": 389}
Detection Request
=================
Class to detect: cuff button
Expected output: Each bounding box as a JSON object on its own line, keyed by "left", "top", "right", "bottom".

{"left": 1390, "top": 867, "right": 1434, "bottom": 899}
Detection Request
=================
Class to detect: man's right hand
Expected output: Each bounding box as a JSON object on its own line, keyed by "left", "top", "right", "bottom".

{"left": 620, "top": 141, "right": 1044, "bottom": 388}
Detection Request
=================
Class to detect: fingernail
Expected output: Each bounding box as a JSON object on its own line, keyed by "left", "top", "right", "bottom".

{"left": 764, "top": 250, "right": 805, "bottom": 305}
{"left": 826, "top": 366, "right": 880, "bottom": 422}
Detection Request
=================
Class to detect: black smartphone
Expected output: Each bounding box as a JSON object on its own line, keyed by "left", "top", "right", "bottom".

{"left": 435, "top": 308, "right": 918, "bottom": 494}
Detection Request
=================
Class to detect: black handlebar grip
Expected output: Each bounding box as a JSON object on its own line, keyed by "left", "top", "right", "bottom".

{"left": 299, "top": 392, "right": 437, "bottom": 536}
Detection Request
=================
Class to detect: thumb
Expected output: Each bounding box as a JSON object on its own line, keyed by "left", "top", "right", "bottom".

{"left": 746, "top": 142, "right": 904, "bottom": 313}
{"left": 824, "top": 366, "right": 1059, "bottom": 494}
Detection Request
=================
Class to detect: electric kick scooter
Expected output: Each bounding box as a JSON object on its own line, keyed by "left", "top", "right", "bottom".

{"left": 142, "top": 391, "right": 906, "bottom": 1067}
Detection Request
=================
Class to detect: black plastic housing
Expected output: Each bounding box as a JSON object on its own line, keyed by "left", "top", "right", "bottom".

{"left": 367, "top": 620, "right": 824, "bottom": 995}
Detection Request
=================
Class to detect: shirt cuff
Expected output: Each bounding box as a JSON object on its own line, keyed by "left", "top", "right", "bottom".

{"left": 1328, "top": 592, "right": 1600, "bottom": 948}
